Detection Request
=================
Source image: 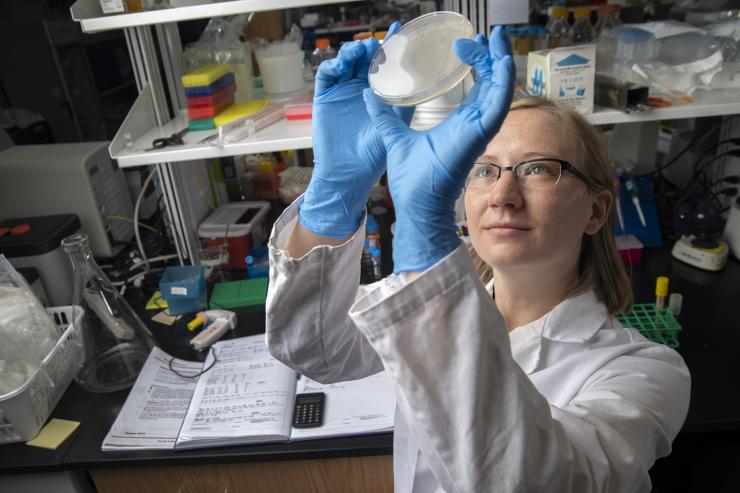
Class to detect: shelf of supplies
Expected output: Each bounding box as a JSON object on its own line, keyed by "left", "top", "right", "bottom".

{"left": 587, "top": 90, "right": 740, "bottom": 125}
{"left": 71, "top": 0, "right": 362, "bottom": 33}
{"left": 110, "top": 85, "right": 311, "bottom": 167}
{"left": 111, "top": 86, "right": 740, "bottom": 168}
{"left": 314, "top": 23, "right": 371, "bottom": 35}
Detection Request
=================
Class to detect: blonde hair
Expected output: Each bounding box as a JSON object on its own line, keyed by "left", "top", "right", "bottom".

{"left": 468, "top": 97, "right": 632, "bottom": 315}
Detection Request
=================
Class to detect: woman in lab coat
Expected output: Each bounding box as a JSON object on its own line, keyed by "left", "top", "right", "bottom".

{"left": 266, "top": 25, "right": 690, "bottom": 492}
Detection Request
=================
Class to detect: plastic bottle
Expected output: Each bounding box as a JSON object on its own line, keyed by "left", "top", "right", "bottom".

{"left": 546, "top": 6, "right": 571, "bottom": 48}
{"left": 595, "top": 4, "right": 622, "bottom": 37}
{"left": 368, "top": 246, "right": 382, "bottom": 282}
{"left": 365, "top": 215, "right": 381, "bottom": 250}
{"left": 569, "top": 7, "right": 596, "bottom": 45}
{"left": 311, "top": 38, "right": 337, "bottom": 73}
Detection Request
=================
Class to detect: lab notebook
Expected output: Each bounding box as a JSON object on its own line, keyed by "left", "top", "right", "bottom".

{"left": 101, "top": 335, "right": 395, "bottom": 451}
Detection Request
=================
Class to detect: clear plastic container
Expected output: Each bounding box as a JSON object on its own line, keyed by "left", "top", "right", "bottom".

{"left": 569, "top": 7, "right": 596, "bottom": 45}
{"left": 368, "top": 11, "right": 475, "bottom": 106}
{"left": 546, "top": 6, "right": 571, "bottom": 48}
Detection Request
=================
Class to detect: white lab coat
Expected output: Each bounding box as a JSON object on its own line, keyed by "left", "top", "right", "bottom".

{"left": 266, "top": 198, "right": 691, "bottom": 493}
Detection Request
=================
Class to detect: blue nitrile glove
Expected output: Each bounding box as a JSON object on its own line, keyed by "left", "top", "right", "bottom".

{"left": 364, "top": 26, "right": 515, "bottom": 273}
{"left": 299, "top": 23, "right": 415, "bottom": 239}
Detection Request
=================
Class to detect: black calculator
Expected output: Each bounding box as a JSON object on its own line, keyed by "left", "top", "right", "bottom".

{"left": 292, "top": 392, "right": 325, "bottom": 428}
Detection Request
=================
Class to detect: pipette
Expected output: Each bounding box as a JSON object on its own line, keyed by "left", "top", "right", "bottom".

{"left": 187, "top": 309, "right": 237, "bottom": 351}
{"left": 613, "top": 177, "right": 625, "bottom": 233}
{"left": 622, "top": 171, "right": 647, "bottom": 227}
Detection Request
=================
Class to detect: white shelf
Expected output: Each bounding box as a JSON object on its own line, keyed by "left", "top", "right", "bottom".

{"left": 587, "top": 90, "right": 740, "bottom": 125}
{"left": 112, "top": 86, "right": 740, "bottom": 168}
{"left": 71, "top": 0, "right": 361, "bottom": 33}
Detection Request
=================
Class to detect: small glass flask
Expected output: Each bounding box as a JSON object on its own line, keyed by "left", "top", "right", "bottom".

{"left": 62, "top": 233, "right": 157, "bottom": 393}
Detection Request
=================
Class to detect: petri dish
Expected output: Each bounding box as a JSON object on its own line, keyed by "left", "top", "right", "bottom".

{"left": 368, "top": 11, "right": 475, "bottom": 106}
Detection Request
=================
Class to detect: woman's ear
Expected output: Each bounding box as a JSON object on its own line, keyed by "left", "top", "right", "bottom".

{"left": 584, "top": 188, "right": 613, "bottom": 235}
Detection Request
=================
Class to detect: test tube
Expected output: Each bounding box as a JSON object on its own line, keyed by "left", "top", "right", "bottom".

{"left": 655, "top": 276, "right": 669, "bottom": 310}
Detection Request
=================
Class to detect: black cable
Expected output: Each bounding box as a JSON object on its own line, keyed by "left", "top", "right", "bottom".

{"left": 168, "top": 347, "right": 218, "bottom": 378}
{"left": 638, "top": 117, "right": 737, "bottom": 178}
{"left": 691, "top": 150, "right": 740, "bottom": 190}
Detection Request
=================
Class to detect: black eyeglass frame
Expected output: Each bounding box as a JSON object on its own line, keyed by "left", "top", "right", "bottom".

{"left": 465, "top": 158, "right": 602, "bottom": 190}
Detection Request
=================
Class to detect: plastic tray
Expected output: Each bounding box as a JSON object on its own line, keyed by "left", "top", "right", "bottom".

{"left": 0, "top": 306, "right": 83, "bottom": 443}
{"left": 617, "top": 303, "right": 682, "bottom": 348}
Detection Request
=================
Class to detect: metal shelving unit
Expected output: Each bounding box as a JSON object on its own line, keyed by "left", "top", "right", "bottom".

{"left": 72, "top": 0, "right": 740, "bottom": 263}
{"left": 70, "top": 0, "right": 358, "bottom": 264}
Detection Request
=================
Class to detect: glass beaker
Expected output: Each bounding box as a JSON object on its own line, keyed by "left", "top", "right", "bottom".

{"left": 62, "top": 233, "right": 157, "bottom": 393}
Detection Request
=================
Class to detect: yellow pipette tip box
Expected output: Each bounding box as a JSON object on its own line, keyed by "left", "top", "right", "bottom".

{"left": 182, "top": 64, "right": 232, "bottom": 88}
{"left": 214, "top": 100, "right": 270, "bottom": 127}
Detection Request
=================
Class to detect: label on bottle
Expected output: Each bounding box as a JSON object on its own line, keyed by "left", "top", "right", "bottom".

{"left": 100, "top": 0, "right": 125, "bottom": 14}
{"left": 171, "top": 287, "right": 188, "bottom": 296}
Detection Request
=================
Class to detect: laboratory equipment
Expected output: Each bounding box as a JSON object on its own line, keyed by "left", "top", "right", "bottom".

{"left": 668, "top": 293, "right": 683, "bottom": 316}
{"left": 368, "top": 11, "right": 475, "bottom": 106}
{"left": 569, "top": 7, "right": 596, "bottom": 45}
{"left": 616, "top": 304, "right": 682, "bottom": 348}
{"left": 187, "top": 309, "right": 237, "bottom": 351}
{"left": 0, "top": 142, "right": 134, "bottom": 258}
{"left": 255, "top": 41, "right": 306, "bottom": 95}
{"left": 594, "top": 4, "right": 622, "bottom": 37}
{"left": 655, "top": 276, "right": 669, "bottom": 311}
{"left": 595, "top": 74, "right": 649, "bottom": 113}
{"left": 621, "top": 171, "right": 647, "bottom": 227}
{"left": 145, "top": 127, "right": 190, "bottom": 151}
{"left": 198, "top": 202, "right": 270, "bottom": 269}
{"left": 0, "top": 306, "right": 83, "bottom": 443}
{"left": 159, "top": 265, "right": 207, "bottom": 315}
{"left": 546, "top": 6, "right": 571, "bottom": 48}
{"left": 62, "top": 233, "right": 156, "bottom": 393}
{"left": 671, "top": 235, "right": 729, "bottom": 271}
{"left": 0, "top": 214, "right": 81, "bottom": 306}
{"left": 311, "top": 38, "right": 337, "bottom": 73}
{"left": 723, "top": 196, "right": 740, "bottom": 260}
{"left": 209, "top": 278, "right": 268, "bottom": 308}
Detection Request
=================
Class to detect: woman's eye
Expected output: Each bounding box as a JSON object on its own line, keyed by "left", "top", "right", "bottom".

{"left": 522, "top": 162, "right": 555, "bottom": 176}
{"left": 474, "top": 165, "right": 495, "bottom": 178}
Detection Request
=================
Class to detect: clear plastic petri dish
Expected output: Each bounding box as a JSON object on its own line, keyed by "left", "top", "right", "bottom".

{"left": 368, "top": 11, "right": 475, "bottom": 106}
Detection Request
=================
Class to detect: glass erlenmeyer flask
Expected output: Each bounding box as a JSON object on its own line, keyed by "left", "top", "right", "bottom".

{"left": 62, "top": 233, "right": 157, "bottom": 392}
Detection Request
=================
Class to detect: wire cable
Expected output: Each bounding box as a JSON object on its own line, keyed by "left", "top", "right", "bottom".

{"left": 135, "top": 170, "right": 157, "bottom": 273}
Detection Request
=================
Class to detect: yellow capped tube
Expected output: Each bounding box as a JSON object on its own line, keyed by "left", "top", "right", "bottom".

{"left": 655, "top": 276, "right": 669, "bottom": 311}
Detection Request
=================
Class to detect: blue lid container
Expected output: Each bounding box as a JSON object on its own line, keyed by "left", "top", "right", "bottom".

{"left": 159, "top": 265, "right": 206, "bottom": 315}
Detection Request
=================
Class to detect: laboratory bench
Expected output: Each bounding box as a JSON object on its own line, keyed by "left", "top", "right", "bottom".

{"left": 2, "top": 246, "right": 740, "bottom": 492}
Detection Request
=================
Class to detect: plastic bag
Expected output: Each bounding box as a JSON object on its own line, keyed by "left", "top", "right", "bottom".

{"left": 597, "top": 20, "right": 724, "bottom": 97}
{"left": 0, "top": 255, "right": 58, "bottom": 395}
{"left": 183, "top": 14, "right": 255, "bottom": 101}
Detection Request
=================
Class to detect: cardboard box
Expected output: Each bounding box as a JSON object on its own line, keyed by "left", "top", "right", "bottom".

{"left": 527, "top": 45, "right": 596, "bottom": 114}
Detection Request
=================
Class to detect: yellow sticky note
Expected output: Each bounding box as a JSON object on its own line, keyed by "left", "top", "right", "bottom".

{"left": 146, "top": 290, "right": 168, "bottom": 310}
{"left": 26, "top": 419, "right": 80, "bottom": 450}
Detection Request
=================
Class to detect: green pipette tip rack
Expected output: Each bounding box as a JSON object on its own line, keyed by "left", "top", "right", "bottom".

{"left": 617, "top": 303, "right": 682, "bottom": 348}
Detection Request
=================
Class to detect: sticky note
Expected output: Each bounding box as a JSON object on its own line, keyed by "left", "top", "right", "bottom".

{"left": 26, "top": 419, "right": 80, "bottom": 450}
{"left": 146, "top": 291, "right": 168, "bottom": 310}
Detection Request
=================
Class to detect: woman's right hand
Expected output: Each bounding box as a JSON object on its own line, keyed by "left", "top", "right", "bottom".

{"left": 300, "top": 23, "right": 414, "bottom": 239}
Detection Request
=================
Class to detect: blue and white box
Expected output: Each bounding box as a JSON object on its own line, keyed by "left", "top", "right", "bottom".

{"left": 527, "top": 45, "right": 596, "bottom": 114}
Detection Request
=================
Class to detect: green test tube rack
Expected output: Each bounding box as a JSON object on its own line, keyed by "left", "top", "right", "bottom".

{"left": 617, "top": 303, "right": 682, "bottom": 348}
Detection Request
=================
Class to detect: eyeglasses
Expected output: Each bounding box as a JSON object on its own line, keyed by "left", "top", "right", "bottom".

{"left": 464, "top": 158, "right": 600, "bottom": 190}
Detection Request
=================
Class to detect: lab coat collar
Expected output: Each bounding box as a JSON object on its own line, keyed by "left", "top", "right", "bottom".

{"left": 506, "top": 289, "right": 609, "bottom": 374}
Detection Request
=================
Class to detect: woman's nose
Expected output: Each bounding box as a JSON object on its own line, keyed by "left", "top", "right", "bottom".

{"left": 488, "top": 170, "right": 524, "bottom": 209}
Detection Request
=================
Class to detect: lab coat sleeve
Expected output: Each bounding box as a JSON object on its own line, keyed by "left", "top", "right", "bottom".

{"left": 265, "top": 196, "right": 385, "bottom": 383}
{"left": 348, "top": 244, "right": 690, "bottom": 493}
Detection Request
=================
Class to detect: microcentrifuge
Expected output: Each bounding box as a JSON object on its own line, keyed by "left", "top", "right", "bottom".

{"left": 368, "top": 11, "right": 475, "bottom": 106}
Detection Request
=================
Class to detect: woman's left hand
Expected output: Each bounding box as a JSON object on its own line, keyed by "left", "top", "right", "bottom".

{"left": 364, "top": 26, "right": 515, "bottom": 273}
